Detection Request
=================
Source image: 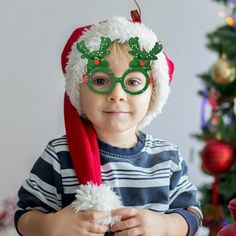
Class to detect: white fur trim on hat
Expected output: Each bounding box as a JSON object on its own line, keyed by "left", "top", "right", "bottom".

{"left": 65, "top": 16, "right": 171, "bottom": 129}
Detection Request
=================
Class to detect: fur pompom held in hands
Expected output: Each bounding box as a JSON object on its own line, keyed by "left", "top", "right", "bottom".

{"left": 72, "top": 183, "right": 123, "bottom": 225}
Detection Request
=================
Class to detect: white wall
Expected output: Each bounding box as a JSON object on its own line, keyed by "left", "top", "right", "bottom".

{"left": 0, "top": 0, "right": 223, "bottom": 201}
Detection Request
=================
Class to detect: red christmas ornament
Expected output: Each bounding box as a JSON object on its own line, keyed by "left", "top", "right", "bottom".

{"left": 201, "top": 139, "right": 235, "bottom": 174}
{"left": 217, "top": 199, "right": 236, "bottom": 236}
{"left": 229, "top": 199, "right": 236, "bottom": 220}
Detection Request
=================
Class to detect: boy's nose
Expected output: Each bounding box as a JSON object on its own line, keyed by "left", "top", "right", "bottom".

{"left": 107, "top": 83, "right": 127, "bottom": 102}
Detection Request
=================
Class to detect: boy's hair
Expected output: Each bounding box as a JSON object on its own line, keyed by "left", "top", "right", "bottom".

{"left": 62, "top": 16, "right": 174, "bottom": 130}
{"left": 106, "top": 41, "right": 133, "bottom": 66}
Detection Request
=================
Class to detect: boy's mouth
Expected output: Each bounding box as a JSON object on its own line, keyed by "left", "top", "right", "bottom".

{"left": 104, "top": 111, "right": 129, "bottom": 113}
{"left": 103, "top": 111, "right": 130, "bottom": 115}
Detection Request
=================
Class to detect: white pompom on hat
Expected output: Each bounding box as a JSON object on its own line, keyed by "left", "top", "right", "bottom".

{"left": 62, "top": 16, "right": 174, "bottom": 130}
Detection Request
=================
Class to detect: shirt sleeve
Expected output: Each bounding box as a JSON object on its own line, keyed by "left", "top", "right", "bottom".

{"left": 166, "top": 148, "right": 203, "bottom": 235}
{"left": 14, "top": 142, "right": 63, "bottom": 234}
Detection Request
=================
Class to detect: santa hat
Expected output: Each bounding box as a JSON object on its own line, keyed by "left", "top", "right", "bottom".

{"left": 61, "top": 17, "right": 174, "bottom": 214}
{"left": 62, "top": 16, "right": 174, "bottom": 130}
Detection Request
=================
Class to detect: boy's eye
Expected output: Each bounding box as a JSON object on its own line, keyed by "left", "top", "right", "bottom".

{"left": 91, "top": 75, "right": 112, "bottom": 89}
{"left": 92, "top": 77, "right": 108, "bottom": 86}
{"left": 124, "top": 72, "right": 147, "bottom": 92}
{"left": 125, "top": 78, "right": 142, "bottom": 86}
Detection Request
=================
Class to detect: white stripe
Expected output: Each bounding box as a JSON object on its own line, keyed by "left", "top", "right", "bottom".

{"left": 170, "top": 176, "right": 196, "bottom": 199}
{"left": 102, "top": 161, "right": 179, "bottom": 175}
{"left": 54, "top": 144, "right": 69, "bottom": 153}
{"left": 102, "top": 169, "right": 170, "bottom": 179}
{"left": 61, "top": 168, "right": 76, "bottom": 177}
{"left": 61, "top": 169, "right": 79, "bottom": 187}
{"left": 29, "top": 173, "right": 62, "bottom": 201}
{"left": 45, "top": 145, "right": 59, "bottom": 160}
{"left": 102, "top": 177, "right": 169, "bottom": 188}
{"left": 51, "top": 137, "right": 67, "bottom": 146}
{"left": 133, "top": 203, "right": 168, "bottom": 212}
{"left": 64, "top": 185, "right": 79, "bottom": 194}
{"left": 102, "top": 167, "right": 170, "bottom": 177}
{"left": 22, "top": 174, "right": 61, "bottom": 210}
{"left": 142, "top": 145, "right": 178, "bottom": 155}
{"left": 62, "top": 177, "right": 78, "bottom": 183}
{"left": 102, "top": 172, "right": 170, "bottom": 182}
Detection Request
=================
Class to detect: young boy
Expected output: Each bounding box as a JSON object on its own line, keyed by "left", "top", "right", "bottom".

{"left": 15, "top": 16, "right": 202, "bottom": 236}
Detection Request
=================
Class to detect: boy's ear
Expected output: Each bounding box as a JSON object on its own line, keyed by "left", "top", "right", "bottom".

{"left": 147, "top": 89, "right": 153, "bottom": 107}
{"left": 149, "top": 77, "right": 154, "bottom": 84}
{"left": 83, "top": 74, "right": 88, "bottom": 84}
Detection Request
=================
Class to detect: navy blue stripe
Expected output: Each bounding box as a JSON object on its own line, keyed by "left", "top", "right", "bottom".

{"left": 44, "top": 148, "right": 60, "bottom": 165}
{"left": 62, "top": 183, "right": 79, "bottom": 187}
{"left": 114, "top": 186, "right": 169, "bottom": 206}
{"left": 25, "top": 180, "right": 62, "bottom": 207}
{"left": 31, "top": 158, "right": 62, "bottom": 193}
{"left": 57, "top": 152, "right": 73, "bottom": 169}
{"left": 101, "top": 151, "right": 180, "bottom": 167}
{"left": 17, "top": 187, "right": 58, "bottom": 212}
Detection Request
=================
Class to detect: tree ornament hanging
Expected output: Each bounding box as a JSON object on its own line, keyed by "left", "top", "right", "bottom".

{"left": 202, "top": 203, "right": 225, "bottom": 236}
{"left": 211, "top": 54, "right": 236, "bottom": 85}
{"left": 217, "top": 198, "right": 236, "bottom": 235}
{"left": 201, "top": 139, "right": 235, "bottom": 174}
{"left": 201, "top": 140, "right": 235, "bottom": 211}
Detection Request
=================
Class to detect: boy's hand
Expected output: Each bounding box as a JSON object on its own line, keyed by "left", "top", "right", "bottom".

{"left": 110, "top": 208, "right": 167, "bottom": 236}
{"left": 110, "top": 207, "right": 188, "bottom": 236}
{"left": 50, "top": 204, "right": 110, "bottom": 236}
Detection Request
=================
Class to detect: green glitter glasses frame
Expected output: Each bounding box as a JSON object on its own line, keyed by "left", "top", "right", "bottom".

{"left": 83, "top": 67, "right": 153, "bottom": 95}
{"left": 77, "top": 36, "right": 162, "bottom": 95}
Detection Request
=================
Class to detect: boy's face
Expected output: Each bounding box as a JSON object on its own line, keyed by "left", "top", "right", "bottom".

{"left": 80, "top": 49, "right": 153, "bottom": 137}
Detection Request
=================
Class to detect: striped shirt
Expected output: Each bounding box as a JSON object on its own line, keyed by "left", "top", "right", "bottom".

{"left": 15, "top": 132, "right": 202, "bottom": 235}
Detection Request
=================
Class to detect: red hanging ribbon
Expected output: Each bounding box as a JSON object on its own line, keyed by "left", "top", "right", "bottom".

{"left": 208, "top": 98, "right": 218, "bottom": 110}
{"left": 212, "top": 177, "right": 218, "bottom": 205}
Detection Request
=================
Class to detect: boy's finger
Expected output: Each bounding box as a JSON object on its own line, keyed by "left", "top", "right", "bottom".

{"left": 110, "top": 217, "right": 139, "bottom": 232}
{"left": 111, "top": 207, "right": 138, "bottom": 220}
{"left": 79, "top": 211, "right": 110, "bottom": 221}
{"left": 88, "top": 222, "right": 109, "bottom": 234}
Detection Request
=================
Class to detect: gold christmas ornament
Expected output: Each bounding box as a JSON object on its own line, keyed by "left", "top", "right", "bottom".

{"left": 211, "top": 54, "right": 236, "bottom": 85}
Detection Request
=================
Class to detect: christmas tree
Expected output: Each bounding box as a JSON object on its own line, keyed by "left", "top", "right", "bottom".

{"left": 194, "top": 0, "right": 236, "bottom": 235}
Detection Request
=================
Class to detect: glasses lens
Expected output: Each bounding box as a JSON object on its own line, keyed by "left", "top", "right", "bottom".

{"left": 123, "top": 71, "right": 148, "bottom": 93}
{"left": 90, "top": 71, "right": 113, "bottom": 92}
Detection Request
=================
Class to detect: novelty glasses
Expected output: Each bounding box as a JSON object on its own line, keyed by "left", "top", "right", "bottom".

{"left": 84, "top": 67, "right": 153, "bottom": 95}
{"left": 77, "top": 37, "right": 162, "bottom": 95}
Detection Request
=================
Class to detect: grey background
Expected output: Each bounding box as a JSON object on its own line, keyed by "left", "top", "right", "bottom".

{"left": 0, "top": 0, "right": 223, "bottom": 201}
